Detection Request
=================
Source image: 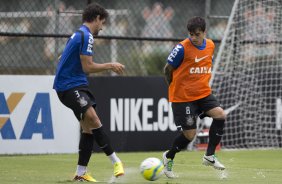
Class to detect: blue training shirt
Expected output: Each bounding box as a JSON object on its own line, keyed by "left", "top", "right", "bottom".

{"left": 53, "top": 25, "right": 94, "bottom": 92}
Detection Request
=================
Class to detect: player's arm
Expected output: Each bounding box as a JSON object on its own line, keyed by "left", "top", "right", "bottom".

{"left": 79, "top": 32, "right": 125, "bottom": 75}
{"left": 164, "top": 63, "right": 174, "bottom": 85}
{"left": 164, "top": 44, "right": 184, "bottom": 85}
{"left": 80, "top": 55, "right": 124, "bottom": 74}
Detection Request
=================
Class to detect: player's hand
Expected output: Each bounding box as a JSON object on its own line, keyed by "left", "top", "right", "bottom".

{"left": 111, "top": 62, "right": 125, "bottom": 75}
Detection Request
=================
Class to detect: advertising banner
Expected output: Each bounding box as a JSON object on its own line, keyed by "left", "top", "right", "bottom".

{"left": 0, "top": 76, "right": 79, "bottom": 154}
{"left": 88, "top": 77, "right": 177, "bottom": 152}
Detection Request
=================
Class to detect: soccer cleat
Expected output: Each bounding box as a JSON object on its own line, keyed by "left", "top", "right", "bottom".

{"left": 113, "top": 161, "right": 125, "bottom": 177}
{"left": 202, "top": 154, "right": 225, "bottom": 170}
{"left": 162, "top": 151, "right": 176, "bottom": 178}
{"left": 73, "top": 173, "right": 97, "bottom": 182}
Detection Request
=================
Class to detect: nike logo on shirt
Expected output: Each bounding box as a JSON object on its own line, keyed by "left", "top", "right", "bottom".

{"left": 195, "top": 55, "right": 209, "bottom": 63}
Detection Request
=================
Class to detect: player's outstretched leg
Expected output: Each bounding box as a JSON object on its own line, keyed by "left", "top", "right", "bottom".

{"left": 203, "top": 118, "right": 225, "bottom": 170}
{"left": 162, "top": 133, "right": 191, "bottom": 178}
{"left": 92, "top": 127, "right": 125, "bottom": 177}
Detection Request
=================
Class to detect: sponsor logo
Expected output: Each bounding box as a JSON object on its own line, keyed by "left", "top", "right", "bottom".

{"left": 190, "top": 67, "right": 212, "bottom": 74}
{"left": 0, "top": 92, "right": 53, "bottom": 140}
{"left": 168, "top": 45, "right": 182, "bottom": 62}
{"left": 195, "top": 55, "right": 209, "bottom": 63}
{"left": 110, "top": 98, "right": 177, "bottom": 132}
{"left": 87, "top": 33, "right": 93, "bottom": 53}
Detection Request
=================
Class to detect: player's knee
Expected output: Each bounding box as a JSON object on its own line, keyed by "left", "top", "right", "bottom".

{"left": 219, "top": 110, "right": 227, "bottom": 120}
{"left": 84, "top": 113, "right": 101, "bottom": 128}
{"left": 213, "top": 108, "right": 226, "bottom": 120}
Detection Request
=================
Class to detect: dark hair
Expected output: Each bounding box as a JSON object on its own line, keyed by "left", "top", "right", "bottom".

{"left": 187, "top": 16, "right": 206, "bottom": 33}
{"left": 82, "top": 3, "right": 109, "bottom": 23}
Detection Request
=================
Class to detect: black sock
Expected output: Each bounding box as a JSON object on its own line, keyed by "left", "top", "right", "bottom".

{"left": 166, "top": 133, "right": 190, "bottom": 160}
{"left": 206, "top": 119, "right": 225, "bottom": 156}
{"left": 78, "top": 133, "right": 94, "bottom": 166}
{"left": 92, "top": 126, "right": 114, "bottom": 156}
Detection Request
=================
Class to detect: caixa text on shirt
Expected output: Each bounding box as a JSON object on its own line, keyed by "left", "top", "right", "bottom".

{"left": 110, "top": 98, "right": 176, "bottom": 132}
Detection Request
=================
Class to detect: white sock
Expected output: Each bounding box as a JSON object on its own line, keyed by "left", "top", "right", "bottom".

{"left": 108, "top": 152, "right": 121, "bottom": 164}
{"left": 76, "top": 165, "right": 87, "bottom": 176}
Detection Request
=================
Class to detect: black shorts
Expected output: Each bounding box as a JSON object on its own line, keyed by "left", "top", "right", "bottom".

{"left": 171, "top": 94, "right": 221, "bottom": 130}
{"left": 56, "top": 86, "right": 96, "bottom": 121}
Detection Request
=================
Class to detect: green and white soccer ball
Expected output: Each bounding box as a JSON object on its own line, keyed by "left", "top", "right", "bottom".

{"left": 140, "top": 157, "right": 164, "bottom": 181}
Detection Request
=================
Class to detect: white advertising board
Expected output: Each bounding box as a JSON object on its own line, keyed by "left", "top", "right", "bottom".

{"left": 0, "top": 75, "right": 79, "bottom": 154}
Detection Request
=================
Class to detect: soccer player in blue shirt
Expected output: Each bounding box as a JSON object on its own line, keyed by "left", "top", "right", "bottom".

{"left": 53, "top": 3, "right": 125, "bottom": 182}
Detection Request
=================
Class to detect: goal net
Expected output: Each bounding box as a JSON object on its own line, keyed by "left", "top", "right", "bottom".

{"left": 211, "top": 0, "right": 282, "bottom": 148}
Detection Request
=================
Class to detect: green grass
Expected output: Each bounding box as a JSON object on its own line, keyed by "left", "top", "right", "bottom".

{"left": 0, "top": 149, "right": 282, "bottom": 184}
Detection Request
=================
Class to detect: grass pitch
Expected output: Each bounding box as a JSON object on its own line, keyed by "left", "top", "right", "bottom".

{"left": 0, "top": 149, "right": 281, "bottom": 184}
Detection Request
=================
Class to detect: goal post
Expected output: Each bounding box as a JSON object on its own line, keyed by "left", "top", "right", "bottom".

{"left": 211, "top": 0, "right": 282, "bottom": 148}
